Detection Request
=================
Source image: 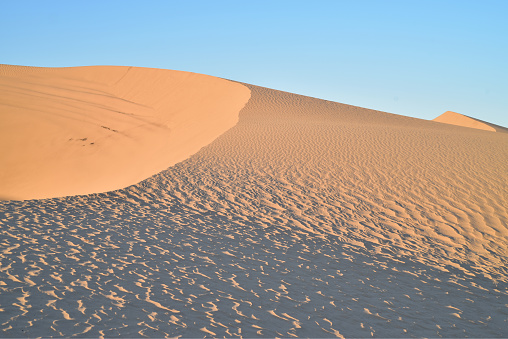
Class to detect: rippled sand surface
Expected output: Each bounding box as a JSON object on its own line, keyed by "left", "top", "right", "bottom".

{"left": 1, "top": 77, "right": 507, "bottom": 337}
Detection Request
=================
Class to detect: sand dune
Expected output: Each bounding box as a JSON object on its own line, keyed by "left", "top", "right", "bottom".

{"left": 1, "top": 66, "right": 507, "bottom": 337}
{"left": 434, "top": 110, "right": 508, "bottom": 133}
{"left": 0, "top": 65, "right": 250, "bottom": 200}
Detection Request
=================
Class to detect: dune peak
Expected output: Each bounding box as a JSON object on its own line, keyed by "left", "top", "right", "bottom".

{"left": 433, "top": 111, "right": 507, "bottom": 133}
{"left": 0, "top": 65, "right": 251, "bottom": 200}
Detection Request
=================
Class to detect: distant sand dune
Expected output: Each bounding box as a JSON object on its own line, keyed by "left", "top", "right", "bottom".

{"left": 0, "top": 66, "right": 507, "bottom": 337}
{"left": 433, "top": 111, "right": 508, "bottom": 133}
{"left": 0, "top": 65, "right": 250, "bottom": 200}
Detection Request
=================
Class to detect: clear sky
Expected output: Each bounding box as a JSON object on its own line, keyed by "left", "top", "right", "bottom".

{"left": 2, "top": 0, "right": 507, "bottom": 126}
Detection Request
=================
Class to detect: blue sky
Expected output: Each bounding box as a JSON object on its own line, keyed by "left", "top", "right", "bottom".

{"left": 2, "top": 0, "right": 507, "bottom": 126}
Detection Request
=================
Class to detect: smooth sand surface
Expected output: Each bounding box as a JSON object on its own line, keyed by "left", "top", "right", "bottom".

{"left": 434, "top": 110, "right": 508, "bottom": 133}
{"left": 1, "top": 67, "right": 508, "bottom": 337}
{"left": 0, "top": 65, "right": 250, "bottom": 200}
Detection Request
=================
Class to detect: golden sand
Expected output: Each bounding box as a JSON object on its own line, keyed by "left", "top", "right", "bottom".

{"left": 0, "top": 66, "right": 507, "bottom": 337}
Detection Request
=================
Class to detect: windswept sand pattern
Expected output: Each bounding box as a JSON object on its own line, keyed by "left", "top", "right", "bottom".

{"left": 1, "top": 83, "right": 508, "bottom": 337}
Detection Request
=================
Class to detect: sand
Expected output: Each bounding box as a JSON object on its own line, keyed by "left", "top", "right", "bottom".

{"left": 1, "top": 66, "right": 507, "bottom": 337}
{"left": 0, "top": 65, "right": 250, "bottom": 200}
{"left": 434, "top": 110, "right": 508, "bottom": 133}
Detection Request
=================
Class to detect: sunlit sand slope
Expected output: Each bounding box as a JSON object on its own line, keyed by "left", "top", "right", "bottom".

{"left": 434, "top": 110, "right": 508, "bottom": 133}
{"left": 0, "top": 82, "right": 507, "bottom": 337}
{"left": 0, "top": 65, "right": 250, "bottom": 200}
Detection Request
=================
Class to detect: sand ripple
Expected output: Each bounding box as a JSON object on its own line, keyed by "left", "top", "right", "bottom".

{"left": 1, "top": 84, "right": 507, "bottom": 337}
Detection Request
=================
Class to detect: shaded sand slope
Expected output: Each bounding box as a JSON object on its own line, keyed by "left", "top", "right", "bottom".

{"left": 0, "top": 65, "right": 250, "bottom": 200}
{"left": 1, "top": 82, "right": 507, "bottom": 337}
{"left": 434, "top": 110, "right": 508, "bottom": 133}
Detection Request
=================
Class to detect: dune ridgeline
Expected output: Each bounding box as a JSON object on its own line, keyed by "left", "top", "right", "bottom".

{"left": 0, "top": 65, "right": 250, "bottom": 200}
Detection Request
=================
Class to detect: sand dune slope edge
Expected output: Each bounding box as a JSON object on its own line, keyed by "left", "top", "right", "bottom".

{"left": 433, "top": 111, "right": 508, "bottom": 133}
{"left": 0, "top": 65, "right": 251, "bottom": 200}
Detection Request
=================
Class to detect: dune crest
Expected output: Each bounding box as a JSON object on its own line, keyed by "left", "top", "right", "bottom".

{"left": 433, "top": 111, "right": 507, "bottom": 133}
{"left": 0, "top": 65, "right": 251, "bottom": 200}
